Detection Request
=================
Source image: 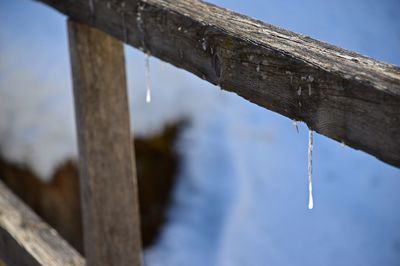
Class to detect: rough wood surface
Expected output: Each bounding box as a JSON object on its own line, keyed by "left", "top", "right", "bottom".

{"left": 0, "top": 180, "right": 84, "bottom": 266}
{"left": 68, "top": 20, "right": 143, "bottom": 266}
{"left": 37, "top": 0, "right": 400, "bottom": 167}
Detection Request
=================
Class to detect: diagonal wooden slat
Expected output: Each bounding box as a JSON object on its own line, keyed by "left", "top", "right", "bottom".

{"left": 0, "top": 180, "right": 85, "bottom": 266}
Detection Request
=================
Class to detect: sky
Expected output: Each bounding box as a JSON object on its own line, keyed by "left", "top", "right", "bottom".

{"left": 1, "top": 0, "right": 400, "bottom": 265}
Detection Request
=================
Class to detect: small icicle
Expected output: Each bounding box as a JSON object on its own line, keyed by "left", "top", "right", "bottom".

{"left": 297, "top": 86, "right": 302, "bottom": 96}
{"left": 145, "top": 53, "right": 151, "bottom": 103}
{"left": 308, "top": 130, "right": 314, "bottom": 210}
{"left": 256, "top": 64, "right": 260, "bottom": 72}
{"left": 293, "top": 120, "right": 299, "bottom": 133}
{"left": 308, "top": 84, "right": 312, "bottom": 96}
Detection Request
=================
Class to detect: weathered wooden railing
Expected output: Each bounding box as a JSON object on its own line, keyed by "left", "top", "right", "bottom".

{"left": 1, "top": 0, "right": 399, "bottom": 265}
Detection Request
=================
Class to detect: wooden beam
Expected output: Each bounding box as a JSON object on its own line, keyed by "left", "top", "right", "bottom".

{"left": 37, "top": 0, "right": 400, "bottom": 167}
{"left": 68, "top": 20, "right": 143, "bottom": 266}
{"left": 0, "top": 180, "right": 84, "bottom": 266}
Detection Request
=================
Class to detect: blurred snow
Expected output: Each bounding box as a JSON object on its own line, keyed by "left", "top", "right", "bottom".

{"left": 0, "top": 0, "right": 400, "bottom": 265}
{"left": 0, "top": 0, "right": 76, "bottom": 179}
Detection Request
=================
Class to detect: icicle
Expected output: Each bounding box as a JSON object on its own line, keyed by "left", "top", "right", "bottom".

{"left": 308, "top": 84, "right": 312, "bottom": 96}
{"left": 308, "top": 130, "right": 314, "bottom": 209}
{"left": 293, "top": 120, "right": 299, "bottom": 133}
{"left": 136, "top": 2, "right": 151, "bottom": 104}
{"left": 256, "top": 64, "right": 260, "bottom": 72}
{"left": 145, "top": 53, "right": 151, "bottom": 103}
{"left": 297, "top": 86, "right": 302, "bottom": 96}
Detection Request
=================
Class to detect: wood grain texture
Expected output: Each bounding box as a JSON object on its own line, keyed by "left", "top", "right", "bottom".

{"left": 0, "top": 180, "right": 84, "bottom": 266}
{"left": 37, "top": 0, "right": 400, "bottom": 167}
{"left": 68, "top": 20, "right": 143, "bottom": 266}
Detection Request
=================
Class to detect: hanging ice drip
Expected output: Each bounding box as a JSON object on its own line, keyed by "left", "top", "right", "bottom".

{"left": 137, "top": 2, "right": 152, "bottom": 103}
{"left": 308, "top": 129, "right": 314, "bottom": 209}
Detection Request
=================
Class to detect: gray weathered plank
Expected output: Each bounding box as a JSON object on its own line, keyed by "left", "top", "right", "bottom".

{"left": 0, "top": 180, "right": 85, "bottom": 266}
{"left": 37, "top": 0, "right": 400, "bottom": 167}
{"left": 68, "top": 20, "right": 143, "bottom": 266}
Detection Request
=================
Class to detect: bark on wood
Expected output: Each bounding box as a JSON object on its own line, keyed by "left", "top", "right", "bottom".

{"left": 37, "top": 0, "right": 400, "bottom": 167}
{"left": 68, "top": 20, "right": 143, "bottom": 266}
{"left": 0, "top": 180, "right": 84, "bottom": 266}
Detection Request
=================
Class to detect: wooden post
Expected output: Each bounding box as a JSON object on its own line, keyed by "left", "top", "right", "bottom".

{"left": 68, "top": 20, "right": 143, "bottom": 266}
